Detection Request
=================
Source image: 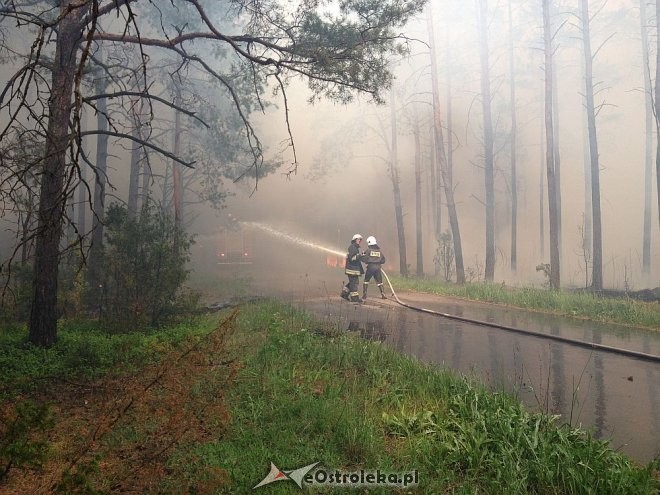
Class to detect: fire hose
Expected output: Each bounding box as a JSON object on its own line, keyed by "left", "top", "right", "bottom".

{"left": 380, "top": 270, "right": 660, "bottom": 364}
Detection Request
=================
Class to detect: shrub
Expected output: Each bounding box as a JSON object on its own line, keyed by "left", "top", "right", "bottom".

{"left": 99, "top": 203, "right": 194, "bottom": 329}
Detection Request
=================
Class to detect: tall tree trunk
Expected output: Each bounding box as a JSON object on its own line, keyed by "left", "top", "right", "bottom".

{"left": 20, "top": 193, "right": 34, "bottom": 264}
{"left": 76, "top": 111, "right": 88, "bottom": 238}
{"left": 656, "top": 0, "right": 660, "bottom": 228}
{"left": 539, "top": 133, "right": 545, "bottom": 259}
{"left": 428, "top": 126, "right": 438, "bottom": 276}
{"left": 551, "top": 2, "right": 562, "bottom": 270}
{"left": 414, "top": 121, "right": 424, "bottom": 276}
{"left": 543, "top": 0, "right": 561, "bottom": 289}
{"left": 508, "top": 0, "right": 518, "bottom": 271}
{"left": 141, "top": 155, "right": 152, "bottom": 206}
{"left": 580, "top": 38, "right": 593, "bottom": 268}
{"left": 29, "top": 2, "right": 87, "bottom": 346}
{"left": 172, "top": 95, "right": 183, "bottom": 230}
{"left": 389, "top": 89, "right": 408, "bottom": 276}
{"left": 640, "top": 0, "right": 653, "bottom": 272}
{"left": 127, "top": 98, "right": 144, "bottom": 219}
{"left": 76, "top": 160, "right": 86, "bottom": 238}
{"left": 580, "top": 0, "right": 603, "bottom": 290}
{"left": 639, "top": 0, "right": 653, "bottom": 273}
{"left": 478, "top": 0, "right": 495, "bottom": 282}
{"left": 87, "top": 61, "right": 109, "bottom": 293}
{"left": 427, "top": 1, "right": 465, "bottom": 284}
{"left": 552, "top": 88, "right": 562, "bottom": 269}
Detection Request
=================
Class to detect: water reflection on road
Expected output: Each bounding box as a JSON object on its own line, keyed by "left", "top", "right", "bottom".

{"left": 298, "top": 294, "right": 660, "bottom": 463}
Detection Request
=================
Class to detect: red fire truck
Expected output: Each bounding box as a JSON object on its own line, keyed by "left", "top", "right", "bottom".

{"left": 216, "top": 227, "right": 253, "bottom": 264}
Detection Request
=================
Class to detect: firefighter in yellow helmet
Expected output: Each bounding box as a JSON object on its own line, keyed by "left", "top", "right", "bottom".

{"left": 340, "top": 234, "right": 364, "bottom": 302}
{"left": 361, "top": 236, "right": 386, "bottom": 299}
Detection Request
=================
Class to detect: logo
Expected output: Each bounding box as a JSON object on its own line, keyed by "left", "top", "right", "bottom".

{"left": 254, "top": 462, "right": 419, "bottom": 490}
{"left": 253, "top": 462, "right": 319, "bottom": 489}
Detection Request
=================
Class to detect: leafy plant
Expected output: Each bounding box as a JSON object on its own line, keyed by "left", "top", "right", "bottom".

{"left": 100, "top": 203, "right": 194, "bottom": 329}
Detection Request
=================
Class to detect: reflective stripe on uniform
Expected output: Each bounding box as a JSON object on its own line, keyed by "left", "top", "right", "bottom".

{"left": 345, "top": 269, "right": 362, "bottom": 276}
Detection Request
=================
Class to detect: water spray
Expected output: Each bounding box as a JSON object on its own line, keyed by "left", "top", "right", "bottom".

{"left": 241, "top": 221, "right": 345, "bottom": 257}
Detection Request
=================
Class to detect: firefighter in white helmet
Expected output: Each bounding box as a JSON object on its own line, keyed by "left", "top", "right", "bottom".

{"left": 341, "top": 234, "right": 364, "bottom": 302}
{"left": 360, "top": 236, "right": 386, "bottom": 299}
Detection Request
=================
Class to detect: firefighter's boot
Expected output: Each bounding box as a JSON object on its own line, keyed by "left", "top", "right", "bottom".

{"left": 362, "top": 283, "right": 368, "bottom": 300}
{"left": 378, "top": 283, "right": 387, "bottom": 299}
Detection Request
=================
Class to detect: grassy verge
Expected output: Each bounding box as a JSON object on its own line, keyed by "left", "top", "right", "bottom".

{"left": 174, "top": 301, "right": 658, "bottom": 494}
{"left": 390, "top": 276, "right": 660, "bottom": 330}
{"left": 1, "top": 302, "right": 658, "bottom": 493}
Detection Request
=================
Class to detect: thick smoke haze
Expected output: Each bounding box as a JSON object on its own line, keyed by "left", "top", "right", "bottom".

{"left": 0, "top": 0, "right": 657, "bottom": 292}
{"left": 188, "top": 0, "right": 659, "bottom": 291}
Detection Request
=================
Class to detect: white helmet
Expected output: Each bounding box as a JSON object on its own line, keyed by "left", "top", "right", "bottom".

{"left": 352, "top": 233, "right": 363, "bottom": 241}
{"left": 367, "top": 236, "right": 377, "bottom": 246}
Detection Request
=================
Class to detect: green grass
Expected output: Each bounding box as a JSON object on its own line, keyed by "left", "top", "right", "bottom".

{"left": 1, "top": 302, "right": 657, "bottom": 493}
{"left": 167, "top": 300, "right": 659, "bottom": 494}
{"left": 390, "top": 276, "right": 660, "bottom": 330}
{"left": 0, "top": 315, "right": 218, "bottom": 399}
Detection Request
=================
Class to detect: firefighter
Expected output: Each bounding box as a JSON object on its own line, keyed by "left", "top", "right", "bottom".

{"left": 341, "top": 234, "right": 364, "bottom": 302}
{"left": 361, "top": 236, "right": 386, "bottom": 299}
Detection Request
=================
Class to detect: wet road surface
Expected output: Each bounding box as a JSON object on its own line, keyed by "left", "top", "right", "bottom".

{"left": 294, "top": 291, "right": 660, "bottom": 463}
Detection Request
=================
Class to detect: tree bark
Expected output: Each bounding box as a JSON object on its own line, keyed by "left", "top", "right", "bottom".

{"left": 29, "top": 2, "right": 88, "bottom": 346}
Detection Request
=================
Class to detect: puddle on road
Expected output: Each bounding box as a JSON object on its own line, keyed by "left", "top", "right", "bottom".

{"left": 299, "top": 296, "right": 660, "bottom": 463}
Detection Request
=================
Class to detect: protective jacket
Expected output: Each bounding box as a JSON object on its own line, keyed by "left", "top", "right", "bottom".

{"left": 361, "top": 245, "right": 385, "bottom": 267}
{"left": 345, "top": 241, "right": 364, "bottom": 276}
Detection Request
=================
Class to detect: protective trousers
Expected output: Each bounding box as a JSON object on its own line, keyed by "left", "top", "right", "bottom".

{"left": 363, "top": 281, "right": 386, "bottom": 299}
